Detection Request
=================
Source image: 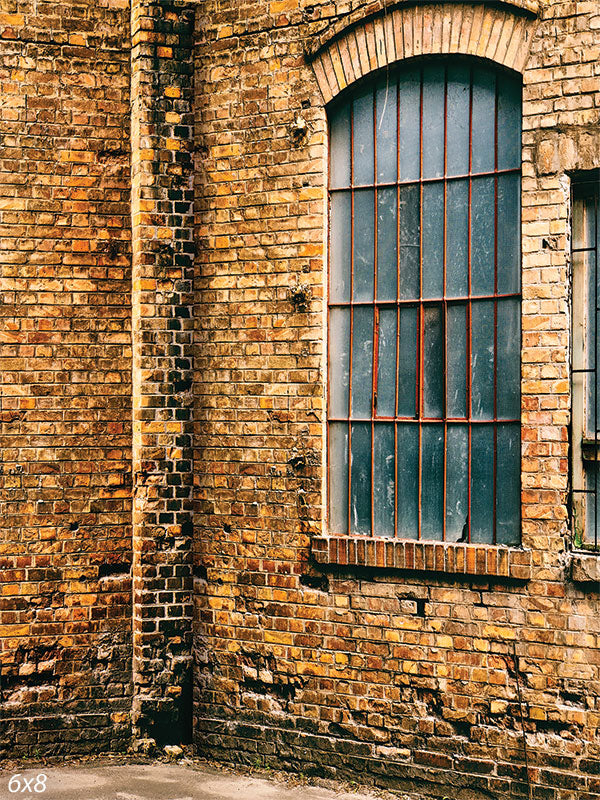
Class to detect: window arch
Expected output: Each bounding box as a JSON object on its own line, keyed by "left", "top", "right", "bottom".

{"left": 327, "top": 57, "right": 522, "bottom": 545}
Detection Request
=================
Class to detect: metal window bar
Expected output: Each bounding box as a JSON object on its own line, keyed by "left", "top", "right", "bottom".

{"left": 327, "top": 59, "right": 522, "bottom": 544}
{"left": 571, "top": 175, "right": 600, "bottom": 551}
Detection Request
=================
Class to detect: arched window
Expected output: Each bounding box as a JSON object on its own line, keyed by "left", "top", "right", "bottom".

{"left": 327, "top": 58, "right": 521, "bottom": 545}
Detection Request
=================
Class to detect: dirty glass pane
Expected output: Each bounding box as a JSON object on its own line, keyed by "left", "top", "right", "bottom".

{"left": 447, "top": 303, "right": 467, "bottom": 418}
{"left": 376, "top": 307, "right": 397, "bottom": 417}
{"left": 376, "top": 82, "right": 398, "bottom": 184}
{"left": 572, "top": 195, "right": 596, "bottom": 251}
{"left": 399, "top": 67, "right": 421, "bottom": 182}
{"left": 446, "top": 424, "right": 469, "bottom": 541}
{"left": 377, "top": 187, "right": 398, "bottom": 301}
{"left": 329, "top": 307, "right": 351, "bottom": 419}
{"left": 353, "top": 89, "right": 374, "bottom": 185}
{"left": 329, "top": 422, "right": 349, "bottom": 534}
{"left": 399, "top": 184, "right": 420, "bottom": 300}
{"left": 422, "top": 182, "right": 444, "bottom": 298}
{"left": 329, "top": 102, "right": 351, "bottom": 188}
{"left": 587, "top": 248, "right": 600, "bottom": 435}
{"left": 351, "top": 306, "right": 374, "bottom": 419}
{"left": 398, "top": 305, "right": 418, "bottom": 417}
{"left": 446, "top": 179, "right": 469, "bottom": 297}
{"left": 496, "top": 422, "right": 520, "bottom": 544}
{"left": 373, "top": 423, "right": 395, "bottom": 536}
{"left": 422, "top": 63, "right": 445, "bottom": 180}
{"left": 471, "top": 299, "right": 495, "bottom": 420}
{"left": 397, "top": 423, "right": 419, "bottom": 538}
{"left": 471, "top": 67, "right": 496, "bottom": 175}
{"left": 423, "top": 304, "right": 444, "bottom": 418}
{"left": 421, "top": 423, "right": 444, "bottom": 539}
{"left": 329, "top": 191, "right": 351, "bottom": 303}
{"left": 471, "top": 177, "right": 495, "bottom": 296}
{"left": 470, "top": 424, "right": 494, "bottom": 543}
{"left": 497, "top": 173, "right": 520, "bottom": 295}
{"left": 446, "top": 64, "right": 470, "bottom": 177}
{"left": 497, "top": 72, "right": 521, "bottom": 171}
{"left": 350, "top": 422, "right": 372, "bottom": 534}
{"left": 353, "top": 189, "right": 375, "bottom": 301}
{"left": 496, "top": 298, "right": 520, "bottom": 419}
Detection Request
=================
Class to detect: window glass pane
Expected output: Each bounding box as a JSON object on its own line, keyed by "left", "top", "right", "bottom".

{"left": 330, "top": 191, "right": 351, "bottom": 303}
{"left": 585, "top": 463, "right": 600, "bottom": 546}
{"left": 446, "top": 64, "right": 470, "bottom": 177}
{"left": 471, "top": 300, "right": 495, "bottom": 420}
{"left": 422, "top": 63, "right": 445, "bottom": 180}
{"left": 329, "top": 307, "right": 351, "bottom": 418}
{"left": 399, "top": 67, "right": 421, "bottom": 182}
{"left": 330, "top": 102, "right": 351, "bottom": 188}
{"left": 397, "top": 423, "right": 418, "bottom": 538}
{"left": 329, "top": 422, "right": 349, "bottom": 534}
{"left": 421, "top": 423, "right": 444, "bottom": 539}
{"left": 353, "top": 89, "right": 374, "bottom": 186}
{"left": 423, "top": 304, "right": 444, "bottom": 418}
{"left": 351, "top": 306, "right": 374, "bottom": 419}
{"left": 446, "top": 424, "right": 469, "bottom": 541}
{"left": 572, "top": 195, "right": 595, "bottom": 251}
{"left": 471, "top": 176, "right": 495, "bottom": 296}
{"left": 422, "top": 182, "right": 444, "bottom": 298}
{"left": 446, "top": 179, "right": 469, "bottom": 297}
{"left": 471, "top": 67, "right": 495, "bottom": 175}
{"left": 353, "top": 189, "right": 375, "bottom": 301}
{"left": 496, "top": 298, "right": 520, "bottom": 419}
{"left": 470, "top": 424, "right": 494, "bottom": 543}
{"left": 373, "top": 423, "right": 395, "bottom": 536}
{"left": 376, "top": 82, "right": 398, "bottom": 184}
{"left": 376, "top": 307, "right": 397, "bottom": 417}
{"left": 497, "top": 72, "right": 521, "bottom": 171}
{"left": 377, "top": 187, "right": 398, "bottom": 301}
{"left": 399, "top": 184, "right": 420, "bottom": 300}
{"left": 496, "top": 422, "right": 520, "bottom": 545}
{"left": 447, "top": 303, "right": 467, "bottom": 418}
{"left": 398, "top": 305, "right": 418, "bottom": 417}
{"left": 497, "top": 173, "right": 520, "bottom": 295}
{"left": 350, "top": 422, "right": 371, "bottom": 534}
{"left": 587, "top": 248, "right": 600, "bottom": 434}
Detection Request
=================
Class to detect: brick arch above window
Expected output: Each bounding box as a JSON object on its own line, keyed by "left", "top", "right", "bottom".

{"left": 308, "top": 2, "right": 538, "bottom": 104}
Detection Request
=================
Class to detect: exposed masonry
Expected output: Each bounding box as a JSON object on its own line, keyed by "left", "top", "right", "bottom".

{"left": 2, "top": 0, "right": 600, "bottom": 798}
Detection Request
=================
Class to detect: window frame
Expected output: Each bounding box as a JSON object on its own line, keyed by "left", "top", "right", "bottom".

{"left": 325, "top": 56, "right": 523, "bottom": 546}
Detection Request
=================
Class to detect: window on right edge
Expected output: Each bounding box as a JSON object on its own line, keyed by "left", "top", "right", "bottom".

{"left": 571, "top": 175, "right": 600, "bottom": 551}
{"left": 327, "top": 58, "right": 522, "bottom": 545}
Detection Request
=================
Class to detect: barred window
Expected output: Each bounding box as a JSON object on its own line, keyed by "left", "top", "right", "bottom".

{"left": 571, "top": 175, "right": 600, "bottom": 551}
{"left": 327, "top": 58, "right": 522, "bottom": 544}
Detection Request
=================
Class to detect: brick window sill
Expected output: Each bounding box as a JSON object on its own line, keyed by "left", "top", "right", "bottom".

{"left": 571, "top": 552, "right": 600, "bottom": 584}
{"left": 311, "top": 536, "right": 531, "bottom": 580}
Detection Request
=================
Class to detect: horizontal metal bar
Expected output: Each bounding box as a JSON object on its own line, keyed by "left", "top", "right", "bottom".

{"left": 329, "top": 293, "right": 520, "bottom": 308}
{"left": 327, "top": 416, "right": 520, "bottom": 424}
{"left": 329, "top": 166, "right": 521, "bottom": 192}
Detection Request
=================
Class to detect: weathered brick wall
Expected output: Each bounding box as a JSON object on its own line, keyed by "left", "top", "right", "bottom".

{"left": 0, "top": 0, "right": 133, "bottom": 756}
{"left": 193, "top": 2, "right": 600, "bottom": 798}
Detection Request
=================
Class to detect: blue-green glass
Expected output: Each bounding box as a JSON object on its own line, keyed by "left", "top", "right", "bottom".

{"left": 329, "top": 102, "right": 351, "bottom": 188}
{"left": 496, "top": 298, "right": 520, "bottom": 419}
{"left": 471, "top": 66, "right": 496, "bottom": 175}
{"left": 330, "top": 191, "right": 351, "bottom": 303}
{"left": 399, "top": 67, "right": 421, "bottom": 182}
{"left": 497, "top": 72, "right": 521, "bottom": 171}
{"left": 353, "top": 189, "right": 375, "bottom": 301}
{"left": 446, "top": 179, "right": 469, "bottom": 297}
{"left": 398, "top": 306, "right": 418, "bottom": 417}
{"left": 353, "top": 89, "right": 374, "bottom": 186}
{"left": 351, "top": 306, "right": 374, "bottom": 419}
{"left": 446, "top": 64, "right": 470, "bottom": 177}
{"left": 422, "top": 64, "right": 445, "bottom": 180}
{"left": 447, "top": 303, "right": 467, "bottom": 418}
{"left": 497, "top": 173, "right": 520, "bottom": 295}
{"left": 496, "top": 423, "right": 520, "bottom": 544}
{"left": 423, "top": 304, "right": 444, "bottom": 419}
{"left": 446, "top": 424, "right": 469, "bottom": 541}
{"left": 376, "top": 82, "right": 398, "bottom": 184}
{"left": 329, "top": 307, "right": 351, "bottom": 419}
{"left": 373, "top": 423, "right": 395, "bottom": 536}
{"left": 329, "top": 422, "right": 349, "bottom": 534}
{"left": 422, "top": 182, "right": 444, "bottom": 298}
{"left": 350, "top": 422, "right": 371, "bottom": 534}
{"left": 399, "top": 184, "right": 420, "bottom": 300}
{"left": 421, "top": 423, "right": 444, "bottom": 539}
{"left": 397, "top": 423, "right": 419, "bottom": 538}
{"left": 471, "top": 300, "right": 495, "bottom": 420}
{"left": 377, "top": 187, "right": 398, "bottom": 301}
{"left": 376, "top": 308, "right": 397, "bottom": 417}
{"left": 470, "top": 424, "right": 494, "bottom": 543}
{"left": 471, "top": 176, "right": 495, "bottom": 296}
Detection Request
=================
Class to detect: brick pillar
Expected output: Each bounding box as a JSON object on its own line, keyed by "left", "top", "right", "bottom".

{"left": 130, "top": 0, "right": 195, "bottom": 746}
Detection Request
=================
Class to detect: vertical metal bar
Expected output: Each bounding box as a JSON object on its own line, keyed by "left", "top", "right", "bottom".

{"left": 442, "top": 64, "right": 448, "bottom": 542}
{"left": 371, "top": 88, "right": 378, "bottom": 537}
{"left": 492, "top": 74, "right": 499, "bottom": 545}
{"left": 466, "top": 65, "right": 474, "bottom": 543}
{"left": 417, "top": 65, "right": 424, "bottom": 541}
{"left": 347, "top": 100, "right": 355, "bottom": 535}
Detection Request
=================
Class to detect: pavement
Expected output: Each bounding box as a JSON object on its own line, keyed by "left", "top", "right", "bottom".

{"left": 0, "top": 762, "right": 383, "bottom": 800}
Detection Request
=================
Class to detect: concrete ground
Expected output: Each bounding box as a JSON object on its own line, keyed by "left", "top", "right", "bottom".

{"left": 0, "top": 762, "right": 387, "bottom": 800}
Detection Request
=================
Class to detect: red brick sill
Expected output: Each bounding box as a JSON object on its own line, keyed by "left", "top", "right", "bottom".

{"left": 312, "top": 536, "right": 531, "bottom": 580}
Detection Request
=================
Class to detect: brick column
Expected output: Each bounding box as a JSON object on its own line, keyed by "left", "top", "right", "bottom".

{"left": 130, "top": 0, "right": 195, "bottom": 746}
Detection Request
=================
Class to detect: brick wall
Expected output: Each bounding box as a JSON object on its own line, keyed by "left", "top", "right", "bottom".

{"left": 0, "top": 0, "right": 132, "bottom": 756}
{"left": 193, "top": 2, "right": 600, "bottom": 799}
